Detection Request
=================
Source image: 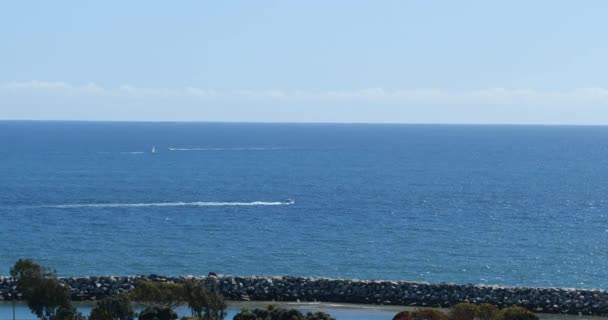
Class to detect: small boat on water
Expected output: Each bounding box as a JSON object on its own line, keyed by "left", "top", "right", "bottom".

{"left": 151, "top": 146, "right": 156, "bottom": 154}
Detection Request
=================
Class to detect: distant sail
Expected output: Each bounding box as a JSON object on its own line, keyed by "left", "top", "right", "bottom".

{"left": 152, "top": 146, "right": 156, "bottom": 154}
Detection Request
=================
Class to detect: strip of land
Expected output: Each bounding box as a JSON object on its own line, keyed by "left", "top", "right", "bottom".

{"left": 1, "top": 275, "right": 607, "bottom": 316}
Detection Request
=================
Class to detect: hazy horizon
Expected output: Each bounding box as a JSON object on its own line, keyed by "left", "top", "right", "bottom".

{"left": 6, "top": 118, "right": 608, "bottom": 126}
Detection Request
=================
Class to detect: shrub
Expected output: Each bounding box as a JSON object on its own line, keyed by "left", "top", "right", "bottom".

{"left": 393, "top": 311, "right": 413, "bottom": 320}
{"left": 232, "top": 305, "right": 334, "bottom": 320}
{"left": 55, "top": 307, "right": 86, "bottom": 320}
{"left": 89, "top": 294, "right": 135, "bottom": 320}
{"left": 10, "top": 259, "right": 75, "bottom": 320}
{"left": 232, "top": 308, "right": 257, "bottom": 320}
{"left": 304, "top": 312, "right": 335, "bottom": 320}
{"left": 412, "top": 308, "right": 448, "bottom": 320}
{"left": 496, "top": 307, "right": 538, "bottom": 320}
{"left": 182, "top": 279, "right": 227, "bottom": 320}
{"left": 449, "top": 303, "right": 480, "bottom": 320}
{"left": 139, "top": 306, "right": 178, "bottom": 320}
{"left": 477, "top": 304, "right": 498, "bottom": 320}
{"left": 130, "top": 280, "right": 185, "bottom": 309}
{"left": 267, "top": 307, "right": 303, "bottom": 320}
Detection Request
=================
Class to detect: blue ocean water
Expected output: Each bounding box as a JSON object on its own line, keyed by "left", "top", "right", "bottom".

{"left": 1, "top": 121, "right": 607, "bottom": 288}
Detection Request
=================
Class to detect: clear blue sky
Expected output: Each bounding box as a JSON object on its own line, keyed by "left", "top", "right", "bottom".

{"left": 1, "top": 1, "right": 607, "bottom": 124}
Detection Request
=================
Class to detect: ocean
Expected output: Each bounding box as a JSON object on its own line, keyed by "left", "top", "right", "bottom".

{"left": 1, "top": 121, "right": 607, "bottom": 289}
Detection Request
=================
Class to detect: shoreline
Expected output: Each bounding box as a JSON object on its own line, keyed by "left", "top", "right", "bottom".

{"left": 2, "top": 275, "right": 608, "bottom": 316}
{"left": 2, "top": 301, "right": 607, "bottom": 320}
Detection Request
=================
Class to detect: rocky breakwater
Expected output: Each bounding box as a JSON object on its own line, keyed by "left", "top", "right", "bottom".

{"left": 1, "top": 275, "right": 608, "bottom": 316}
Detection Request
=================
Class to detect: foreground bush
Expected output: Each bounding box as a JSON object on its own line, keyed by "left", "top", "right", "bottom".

{"left": 393, "top": 308, "right": 448, "bottom": 320}
{"left": 89, "top": 294, "right": 135, "bottom": 320}
{"left": 302, "top": 312, "right": 335, "bottom": 320}
{"left": 56, "top": 306, "right": 86, "bottom": 320}
{"left": 130, "top": 280, "right": 185, "bottom": 310}
{"left": 413, "top": 308, "right": 448, "bottom": 320}
{"left": 183, "top": 279, "right": 227, "bottom": 320}
{"left": 139, "top": 306, "right": 178, "bottom": 320}
{"left": 496, "top": 307, "right": 538, "bottom": 320}
{"left": 233, "top": 305, "right": 335, "bottom": 320}
{"left": 448, "top": 303, "right": 479, "bottom": 320}
{"left": 477, "top": 304, "right": 498, "bottom": 320}
{"left": 393, "top": 311, "right": 413, "bottom": 320}
{"left": 10, "top": 259, "right": 84, "bottom": 320}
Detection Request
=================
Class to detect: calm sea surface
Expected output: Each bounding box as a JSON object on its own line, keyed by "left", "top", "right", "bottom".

{"left": 1, "top": 121, "right": 607, "bottom": 288}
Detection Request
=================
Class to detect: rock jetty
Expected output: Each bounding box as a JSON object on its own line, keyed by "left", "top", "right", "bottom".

{"left": 1, "top": 275, "right": 607, "bottom": 316}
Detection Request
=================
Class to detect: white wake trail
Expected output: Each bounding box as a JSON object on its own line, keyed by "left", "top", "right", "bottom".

{"left": 41, "top": 200, "right": 295, "bottom": 209}
{"left": 168, "top": 147, "right": 286, "bottom": 151}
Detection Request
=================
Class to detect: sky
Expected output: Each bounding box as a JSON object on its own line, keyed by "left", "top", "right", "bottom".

{"left": 1, "top": 0, "right": 607, "bottom": 124}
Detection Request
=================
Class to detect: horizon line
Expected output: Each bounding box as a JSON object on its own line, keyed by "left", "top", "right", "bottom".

{"left": 2, "top": 119, "right": 608, "bottom": 127}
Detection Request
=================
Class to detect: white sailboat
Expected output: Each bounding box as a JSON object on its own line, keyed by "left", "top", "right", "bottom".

{"left": 151, "top": 146, "right": 156, "bottom": 154}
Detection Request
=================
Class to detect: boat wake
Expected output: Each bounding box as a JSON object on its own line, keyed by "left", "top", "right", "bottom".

{"left": 40, "top": 200, "right": 295, "bottom": 209}
{"left": 168, "top": 147, "right": 286, "bottom": 151}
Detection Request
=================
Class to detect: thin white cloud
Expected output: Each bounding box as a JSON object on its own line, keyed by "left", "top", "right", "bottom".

{"left": 2, "top": 80, "right": 608, "bottom": 105}
{"left": 1, "top": 80, "right": 105, "bottom": 96}
{"left": 117, "top": 84, "right": 179, "bottom": 98}
{"left": 184, "top": 86, "right": 217, "bottom": 97}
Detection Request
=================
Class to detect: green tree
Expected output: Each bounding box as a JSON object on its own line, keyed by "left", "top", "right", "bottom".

{"left": 138, "top": 306, "right": 178, "bottom": 320}
{"left": 411, "top": 308, "right": 448, "bottom": 320}
{"left": 130, "top": 280, "right": 185, "bottom": 309}
{"left": 496, "top": 307, "right": 538, "bottom": 320}
{"left": 393, "top": 311, "right": 413, "bottom": 320}
{"left": 55, "top": 306, "right": 86, "bottom": 320}
{"left": 477, "top": 304, "right": 498, "bottom": 320}
{"left": 303, "top": 311, "right": 335, "bottom": 320}
{"left": 182, "top": 279, "right": 226, "bottom": 320}
{"left": 10, "top": 259, "right": 82, "bottom": 320}
{"left": 232, "top": 305, "right": 335, "bottom": 320}
{"left": 89, "top": 294, "right": 135, "bottom": 320}
{"left": 232, "top": 308, "right": 256, "bottom": 320}
{"left": 449, "top": 303, "right": 480, "bottom": 320}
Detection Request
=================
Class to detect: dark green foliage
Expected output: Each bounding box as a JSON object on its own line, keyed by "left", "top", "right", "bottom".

{"left": 232, "top": 305, "right": 335, "bottom": 320}
{"left": 130, "top": 280, "right": 185, "bottom": 309}
{"left": 477, "top": 304, "right": 498, "bottom": 320}
{"left": 393, "top": 311, "right": 413, "bottom": 320}
{"left": 232, "top": 309, "right": 257, "bottom": 320}
{"left": 395, "top": 305, "right": 537, "bottom": 320}
{"left": 449, "top": 303, "right": 480, "bottom": 320}
{"left": 55, "top": 306, "right": 86, "bottom": 320}
{"left": 496, "top": 307, "right": 538, "bottom": 320}
{"left": 412, "top": 308, "right": 448, "bottom": 320}
{"left": 183, "top": 279, "right": 227, "bottom": 320}
{"left": 89, "top": 294, "right": 135, "bottom": 320}
{"left": 10, "top": 259, "right": 75, "bottom": 320}
{"left": 303, "top": 311, "right": 335, "bottom": 320}
{"left": 232, "top": 305, "right": 334, "bottom": 320}
{"left": 139, "top": 306, "right": 178, "bottom": 320}
{"left": 10, "top": 259, "right": 46, "bottom": 280}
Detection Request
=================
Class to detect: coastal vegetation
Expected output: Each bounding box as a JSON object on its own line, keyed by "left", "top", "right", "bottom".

{"left": 10, "top": 259, "right": 84, "bottom": 320}
{"left": 88, "top": 295, "right": 135, "bottom": 320}
{"left": 392, "top": 304, "right": 537, "bottom": 320}
{"left": 10, "top": 260, "right": 226, "bottom": 320}
{"left": 7, "top": 259, "right": 546, "bottom": 320}
{"left": 129, "top": 280, "right": 185, "bottom": 310}
{"left": 232, "top": 305, "right": 335, "bottom": 320}
{"left": 182, "top": 279, "right": 227, "bottom": 320}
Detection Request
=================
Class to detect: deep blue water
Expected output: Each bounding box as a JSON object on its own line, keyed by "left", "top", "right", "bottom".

{"left": 1, "top": 121, "right": 607, "bottom": 288}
